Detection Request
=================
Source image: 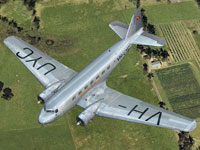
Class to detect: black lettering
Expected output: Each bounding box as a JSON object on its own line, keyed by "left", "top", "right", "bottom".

{"left": 127, "top": 105, "right": 149, "bottom": 119}
{"left": 26, "top": 57, "right": 42, "bottom": 67}
{"left": 118, "top": 105, "right": 127, "bottom": 108}
{"left": 37, "top": 63, "right": 56, "bottom": 75}
{"left": 16, "top": 47, "right": 33, "bottom": 59}
{"left": 145, "top": 112, "right": 162, "bottom": 125}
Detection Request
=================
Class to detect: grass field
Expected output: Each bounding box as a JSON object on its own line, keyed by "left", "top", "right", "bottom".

{"left": 154, "top": 63, "right": 200, "bottom": 119}
{"left": 158, "top": 22, "right": 200, "bottom": 67}
{"left": 2, "top": 0, "right": 200, "bottom": 150}
{"left": 143, "top": 1, "right": 200, "bottom": 24}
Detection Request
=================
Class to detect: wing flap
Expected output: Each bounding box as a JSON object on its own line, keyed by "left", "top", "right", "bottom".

{"left": 4, "top": 36, "right": 77, "bottom": 88}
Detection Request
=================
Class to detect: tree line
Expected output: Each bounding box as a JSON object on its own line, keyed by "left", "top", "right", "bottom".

{"left": 23, "top": 0, "right": 38, "bottom": 10}
{"left": 0, "top": 15, "right": 23, "bottom": 32}
{"left": 137, "top": 45, "right": 169, "bottom": 60}
{"left": 141, "top": 8, "right": 156, "bottom": 34}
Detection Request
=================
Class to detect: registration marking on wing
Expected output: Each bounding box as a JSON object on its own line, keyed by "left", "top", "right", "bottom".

{"left": 118, "top": 104, "right": 162, "bottom": 125}
{"left": 16, "top": 47, "right": 56, "bottom": 75}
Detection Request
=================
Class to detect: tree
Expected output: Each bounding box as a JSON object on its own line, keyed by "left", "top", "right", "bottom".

{"left": 196, "top": 0, "right": 200, "bottom": 7}
{"left": 147, "top": 73, "right": 154, "bottom": 79}
{"left": 32, "top": 9, "right": 36, "bottom": 16}
{"left": 142, "top": 15, "right": 148, "bottom": 29}
{"left": 196, "top": 145, "right": 200, "bottom": 150}
{"left": 2, "top": 88, "right": 14, "bottom": 100}
{"left": 193, "top": 30, "right": 198, "bottom": 35}
{"left": 147, "top": 23, "right": 155, "bottom": 34}
{"left": 23, "top": 0, "right": 38, "bottom": 10}
{"left": 136, "top": 0, "right": 140, "bottom": 8}
{"left": 178, "top": 131, "right": 194, "bottom": 150}
{"left": 145, "top": 46, "right": 152, "bottom": 57}
{"left": 160, "top": 48, "right": 169, "bottom": 59}
{"left": 143, "top": 63, "right": 148, "bottom": 72}
{"left": 0, "top": 81, "right": 4, "bottom": 92}
{"left": 17, "top": 27, "right": 23, "bottom": 32}
{"left": 158, "top": 101, "right": 166, "bottom": 109}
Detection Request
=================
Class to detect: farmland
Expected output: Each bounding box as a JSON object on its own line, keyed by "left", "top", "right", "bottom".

{"left": 154, "top": 63, "right": 200, "bottom": 119}
{"left": 158, "top": 22, "right": 200, "bottom": 66}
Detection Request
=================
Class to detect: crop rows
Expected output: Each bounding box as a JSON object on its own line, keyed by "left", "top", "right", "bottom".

{"left": 156, "top": 63, "right": 200, "bottom": 119}
{"left": 158, "top": 22, "right": 200, "bottom": 67}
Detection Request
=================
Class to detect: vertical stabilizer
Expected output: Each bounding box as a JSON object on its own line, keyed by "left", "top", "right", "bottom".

{"left": 125, "top": 9, "right": 142, "bottom": 39}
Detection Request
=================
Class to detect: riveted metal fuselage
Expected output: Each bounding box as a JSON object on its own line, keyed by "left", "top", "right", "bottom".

{"left": 39, "top": 29, "right": 142, "bottom": 124}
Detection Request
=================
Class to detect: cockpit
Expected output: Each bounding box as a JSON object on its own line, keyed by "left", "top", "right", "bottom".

{"left": 44, "top": 105, "right": 58, "bottom": 113}
{"left": 38, "top": 107, "right": 59, "bottom": 124}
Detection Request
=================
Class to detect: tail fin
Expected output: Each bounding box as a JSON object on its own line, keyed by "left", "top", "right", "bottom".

{"left": 126, "top": 9, "right": 142, "bottom": 39}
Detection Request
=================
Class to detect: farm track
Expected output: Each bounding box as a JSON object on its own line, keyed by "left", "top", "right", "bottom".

{"left": 158, "top": 22, "right": 200, "bottom": 67}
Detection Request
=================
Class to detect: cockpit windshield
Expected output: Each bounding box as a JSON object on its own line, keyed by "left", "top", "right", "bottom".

{"left": 44, "top": 106, "right": 58, "bottom": 113}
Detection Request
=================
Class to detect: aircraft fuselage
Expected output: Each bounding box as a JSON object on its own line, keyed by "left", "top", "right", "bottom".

{"left": 38, "top": 29, "right": 142, "bottom": 124}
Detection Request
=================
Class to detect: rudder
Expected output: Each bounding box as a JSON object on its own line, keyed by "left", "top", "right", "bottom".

{"left": 125, "top": 9, "right": 142, "bottom": 39}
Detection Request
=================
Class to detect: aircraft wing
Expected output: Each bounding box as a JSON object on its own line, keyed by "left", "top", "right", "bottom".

{"left": 132, "top": 32, "right": 166, "bottom": 46}
{"left": 77, "top": 84, "right": 196, "bottom": 132}
{"left": 4, "top": 36, "right": 77, "bottom": 88}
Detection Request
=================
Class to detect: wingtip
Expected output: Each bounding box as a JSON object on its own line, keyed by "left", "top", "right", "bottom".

{"left": 184, "top": 120, "right": 196, "bottom": 132}
{"left": 4, "top": 36, "right": 16, "bottom": 45}
{"left": 157, "top": 38, "right": 166, "bottom": 46}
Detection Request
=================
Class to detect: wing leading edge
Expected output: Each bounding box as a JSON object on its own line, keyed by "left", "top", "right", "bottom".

{"left": 78, "top": 84, "right": 196, "bottom": 132}
{"left": 4, "top": 36, "right": 77, "bottom": 88}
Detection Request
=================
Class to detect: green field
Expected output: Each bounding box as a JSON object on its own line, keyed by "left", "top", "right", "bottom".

{"left": 2, "top": 0, "right": 200, "bottom": 150}
{"left": 155, "top": 63, "right": 200, "bottom": 119}
{"left": 143, "top": 1, "right": 200, "bottom": 24}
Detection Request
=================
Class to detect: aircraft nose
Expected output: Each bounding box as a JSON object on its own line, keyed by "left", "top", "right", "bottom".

{"left": 38, "top": 108, "right": 55, "bottom": 124}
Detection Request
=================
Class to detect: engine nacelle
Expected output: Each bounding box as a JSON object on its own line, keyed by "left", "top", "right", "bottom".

{"left": 38, "top": 80, "right": 65, "bottom": 104}
{"left": 76, "top": 101, "right": 102, "bottom": 126}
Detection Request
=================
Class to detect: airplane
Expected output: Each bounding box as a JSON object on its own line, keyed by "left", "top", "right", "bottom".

{"left": 4, "top": 9, "right": 196, "bottom": 132}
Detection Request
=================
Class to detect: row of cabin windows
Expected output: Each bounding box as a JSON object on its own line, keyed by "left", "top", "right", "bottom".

{"left": 72, "top": 65, "right": 111, "bottom": 101}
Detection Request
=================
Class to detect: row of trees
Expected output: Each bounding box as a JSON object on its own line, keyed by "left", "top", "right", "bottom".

{"left": 33, "top": 16, "right": 40, "bottom": 30}
{"left": 178, "top": 131, "right": 194, "bottom": 150}
{"left": 0, "top": 15, "right": 23, "bottom": 32}
{"left": 141, "top": 9, "right": 156, "bottom": 34}
{"left": 23, "top": 0, "right": 38, "bottom": 10}
{"left": 137, "top": 45, "right": 169, "bottom": 60}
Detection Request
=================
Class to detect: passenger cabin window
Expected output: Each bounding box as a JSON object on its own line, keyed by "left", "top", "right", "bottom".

{"left": 102, "top": 70, "right": 105, "bottom": 75}
{"left": 84, "top": 85, "right": 88, "bottom": 89}
{"left": 107, "top": 65, "right": 110, "bottom": 70}
{"left": 90, "top": 80, "right": 94, "bottom": 85}
{"left": 79, "top": 90, "right": 82, "bottom": 95}
{"left": 72, "top": 96, "right": 76, "bottom": 100}
{"left": 96, "top": 75, "right": 99, "bottom": 80}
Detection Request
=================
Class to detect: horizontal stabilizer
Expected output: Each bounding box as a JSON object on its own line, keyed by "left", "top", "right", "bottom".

{"left": 132, "top": 32, "right": 166, "bottom": 46}
{"left": 109, "top": 21, "right": 128, "bottom": 39}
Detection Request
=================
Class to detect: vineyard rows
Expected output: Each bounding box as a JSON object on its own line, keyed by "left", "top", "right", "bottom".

{"left": 158, "top": 22, "right": 200, "bottom": 67}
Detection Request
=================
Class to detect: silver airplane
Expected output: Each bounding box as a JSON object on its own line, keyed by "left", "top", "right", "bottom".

{"left": 4, "top": 9, "right": 196, "bottom": 132}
